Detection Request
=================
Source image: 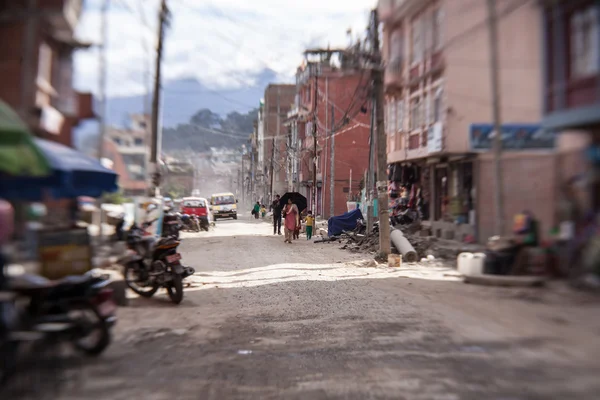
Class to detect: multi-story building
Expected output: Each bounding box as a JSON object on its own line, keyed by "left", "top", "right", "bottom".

{"left": 378, "top": 0, "right": 588, "bottom": 242}
{"left": 539, "top": 0, "right": 600, "bottom": 212}
{"left": 103, "top": 114, "right": 150, "bottom": 196}
{"left": 286, "top": 54, "right": 372, "bottom": 218}
{"left": 0, "top": 0, "right": 94, "bottom": 148}
{"left": 261, "top": 84, "right": 295, "bottom": 201}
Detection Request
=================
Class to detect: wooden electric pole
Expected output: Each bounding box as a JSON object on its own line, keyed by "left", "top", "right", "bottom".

{"left": 97, "top": 0, "right": 108, "bottom": 160}
{"left": 312, "top": 69, "right": 318, "bottom": 213}
{"left": 329, "top": 105, "right": 335, "bottom": 217}
{"left": 150, "top": 0, "right": 168, "bottom": 195}
{"left": 487, "top": 0, "right": 505, "bottom": 235}
{"left": 371, "top": 9, "right": 391, "bottom": 257}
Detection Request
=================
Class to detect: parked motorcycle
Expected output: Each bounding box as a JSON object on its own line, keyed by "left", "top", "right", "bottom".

{"left": 180, "top": 214, "right": 200, "bottom": 232}
{"left": 0, "top": 292, "right": 19, "bottom": 386}
{"left": 0, "top": 271, "right": 117, "bottom": 385}
{"left": 162, "top": 212, "right": 181, "bottom": 239}
{"left": 7, "top": 272, "right": 117, "bottom": 356}
{"left": 123, "top": 233, "right": 194, "bottom": 304}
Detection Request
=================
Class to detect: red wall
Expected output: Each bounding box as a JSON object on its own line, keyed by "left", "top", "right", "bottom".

{"left": 310, "top": 72, "right": 371, "bottom": 217}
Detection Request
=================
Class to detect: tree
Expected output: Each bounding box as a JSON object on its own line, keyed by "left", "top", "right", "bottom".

{"left": 190, "top": 109, "right": 221, "bottom": 128}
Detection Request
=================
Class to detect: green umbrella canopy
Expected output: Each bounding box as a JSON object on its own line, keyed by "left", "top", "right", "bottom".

{"left": 0, "top": 99, "right": 51, "bottom": 177}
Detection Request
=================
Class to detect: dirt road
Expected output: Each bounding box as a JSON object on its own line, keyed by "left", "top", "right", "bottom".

{"left": 23, "top": 216, "right": 600, "bottom": 399}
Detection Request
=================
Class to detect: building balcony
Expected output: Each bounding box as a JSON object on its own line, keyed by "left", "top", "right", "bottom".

{"left": 40, "top": 0, "right": 83, "bottom": 39}
{"left": 378, "top": 0, "right": 426, "bottom": 24}
{"left": 54, "top": 91, "right": 94, "bottom": 120}
{"left": 384, "top": 59, "right": 404, "bottom": 93}
{"left": 543, "top": 76, "right": 600, "bottom": 131}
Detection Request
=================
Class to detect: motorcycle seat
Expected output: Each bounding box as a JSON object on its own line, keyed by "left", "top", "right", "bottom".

{"left": 9, "top": 273, "right": 93, "bottom": 294}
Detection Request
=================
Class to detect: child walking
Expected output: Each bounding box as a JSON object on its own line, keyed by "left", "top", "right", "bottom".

{"left": 305, "top": 210, "right": 314, "bottom": 240}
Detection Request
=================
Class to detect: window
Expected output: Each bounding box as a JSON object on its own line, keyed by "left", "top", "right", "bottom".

{"left": 385, "top": 101, "right": 389, "bottom": 134}
{"left": 134, "top": 138, "right": 143, "bottom": 146}
{"left": 411, "top": 18, "right": 423, "bottom": 64}
{"left": 570, "top": 6, "right": 599, "bottom": 78}
{"left": 433, "top": 8, "right": 444, "bottom": 51}
{"left": 424, "top": 93, "right": 431, "bottom": 125}
{"left": 434, "top": 86, "right": 443, "bottom": 122}
{"left": 389, "top": 101, "right": 396, "bottom": 134}
{"left": 410, "top": 98, "right": 421, "bottom": 131}
{"left": 396, "top": 100, "right": 404, "bottom": 132}
{"left": 390, "top": 28, "right": 403, "bottom": 71}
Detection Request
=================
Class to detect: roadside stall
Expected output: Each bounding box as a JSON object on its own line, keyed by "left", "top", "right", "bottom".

{"left": 0, "top": 100, "right": 118, "bottom": 279}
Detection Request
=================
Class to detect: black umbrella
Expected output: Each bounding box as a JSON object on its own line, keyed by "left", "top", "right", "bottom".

{"left": 279, "top": 192, "right": 307, "bottom": 213}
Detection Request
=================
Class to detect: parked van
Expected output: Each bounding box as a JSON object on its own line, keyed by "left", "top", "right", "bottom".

{"left": 210, "top": 192, "right": 237, "bottom": 220}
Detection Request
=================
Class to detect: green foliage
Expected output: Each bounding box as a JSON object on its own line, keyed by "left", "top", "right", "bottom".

{"left": 163, "top": 181, "right": 187, "bottom": 199}
{"left": 162, "top": 108, "right": 258, "bottom": 152}
{"left": 102, "top": 190, "right": 130, "bottom": 204}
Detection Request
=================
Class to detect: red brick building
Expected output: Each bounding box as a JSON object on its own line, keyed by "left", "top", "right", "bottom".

{"left": 287, "top": 57, "right": 371, "bottom": 218}
{"left": 261, "top": 84, "right": 296, "bottom": 199}
{"left": 0, "top": 0, "right": 94, "bottom": 148}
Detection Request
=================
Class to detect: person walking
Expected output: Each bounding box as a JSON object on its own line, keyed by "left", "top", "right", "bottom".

{"left": 272, "top": 195, "right": 282, "bottom": 235}
{"left": 282, "top": 198, "right": 299, "bottom": 243}
{"left": 252, "top": 202, "right": 260, "bottom": 219}
{"left": 305, "top": 210, "right": 314, "bottom": 240}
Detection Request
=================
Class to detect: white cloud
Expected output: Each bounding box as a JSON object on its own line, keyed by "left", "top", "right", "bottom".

{"left": 74, "top": 0, "right": 376, "bottom": 97}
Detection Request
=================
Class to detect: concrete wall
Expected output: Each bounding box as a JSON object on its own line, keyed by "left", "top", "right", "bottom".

{"left": 317, "top": 72, "right": 371, "bottom": 218}
{"left": 444, "top": 0, "right": 543, "bottom": 154}
{"left": 475, "top": 132, "right": 590, "bottom": 242}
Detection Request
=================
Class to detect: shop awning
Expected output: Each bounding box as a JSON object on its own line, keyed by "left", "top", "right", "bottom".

{"left": 0, "top": 100, "right": 51, "bottom": 177}
{"left": 0, "top": 138, "right": 118, "bottom": 200}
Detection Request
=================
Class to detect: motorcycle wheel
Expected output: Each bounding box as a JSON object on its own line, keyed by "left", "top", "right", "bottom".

{"left": 124, "top": 261, "right": 159, "bottom": 298}
{"left": 0, "top": 341, "right": 18, "bottom": 386}
{"left": 167, "top": 274, "right": 184, "bottom": 304}
{"left": 71, "top": 303, "right": 111, "bottom": 356}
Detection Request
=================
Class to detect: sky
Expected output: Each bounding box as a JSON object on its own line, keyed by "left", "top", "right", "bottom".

{"left": 74, "top": 0, "right": 377, "bottom": 98}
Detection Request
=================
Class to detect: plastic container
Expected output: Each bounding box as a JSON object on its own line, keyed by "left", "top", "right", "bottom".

{"left": 457, "top": 252, "right": 473, "bottom": 275}
{"left": 470, "top": 253, "right": 486, "bottom": 275}
{"left": 388, "top": 254, "right": 402, "bottom": 268}
{"left": 457, "top": 252, "right": 486, "bottom": 276}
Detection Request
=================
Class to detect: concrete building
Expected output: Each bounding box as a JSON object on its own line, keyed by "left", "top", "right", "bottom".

{"left": 378, "top": 0, "right": 588, "bottom": 242}
{"left": 0, "top": 0, "right": 94, "bottom": 147}
{"left": 286, "top": 53, "right": 372, "bottom": 218}
{"left": 261, "top": 84, "right": 295, "bottom": 201}
{"left": 103, "top": 114, "right": 150, "bottom": 196}
{"left": 539, "top": 0, "right": 600, "bottom": 213}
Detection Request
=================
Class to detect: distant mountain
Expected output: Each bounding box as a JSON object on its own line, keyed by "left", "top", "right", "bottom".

{"left": 75, "top": 68, "right": 283, "bottom": 149}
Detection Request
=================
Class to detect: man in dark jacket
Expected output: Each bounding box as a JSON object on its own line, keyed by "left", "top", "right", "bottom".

{"left": 272, "top": 195, "right": 282, "bottom": 235}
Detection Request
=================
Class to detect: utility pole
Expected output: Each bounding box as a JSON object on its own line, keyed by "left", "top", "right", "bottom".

{"left": 97, "top": 0, "right": 108, "bottom": 160}
{"left": 312, "top": 69, "right": 318, "bottom": 214}
{"left": 269, "top": 87, "right": 280, "bottom": 200}
{"left": 329, "top": 105, "right": 335, "bottom": 217}
{"left": 487, "top": 0, "right": 505, "bottom": 235}
{"left": 367, "top": 95, "right": 376, "bottom": 235}
{"left": 241, "top": 151, "right": 245, "bottom": 205}
{"left": 372, "top": 9, "right": 391, "bottom": 257}
{"left": 150, "top": 0, "right": 168, "bottom": 196}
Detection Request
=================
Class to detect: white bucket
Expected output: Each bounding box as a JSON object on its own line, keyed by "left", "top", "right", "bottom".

{"left": 470, "top": 253, "right": 486, "bottom": 275}
{"left": 457, "top": 252, "right": 473, "bottom": 275}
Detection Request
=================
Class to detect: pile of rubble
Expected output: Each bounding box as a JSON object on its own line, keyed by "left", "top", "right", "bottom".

{"left": 335, "top": 220, "right": 485, "bottom": 261}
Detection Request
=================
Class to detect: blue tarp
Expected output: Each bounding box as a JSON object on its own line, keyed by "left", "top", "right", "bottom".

{"left": 328, "top": 208, "right": 363, "bottom": 237}
{"left": 0, "top": 138, "right": 118, "bottom": 200}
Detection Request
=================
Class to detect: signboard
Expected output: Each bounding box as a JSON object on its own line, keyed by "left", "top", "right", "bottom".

{"left": 469, "top": 124, "right": 554, "bottom": 150}
{"left": 427, "top": 122, "right": 443, "bottom": 153}
{"left": 38, "top": 228, "right": 92, "bottom": 280}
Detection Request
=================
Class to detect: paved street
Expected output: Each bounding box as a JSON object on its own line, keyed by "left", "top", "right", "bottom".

{"left": 46, "top": 216, "right": 600, "bottom": 399}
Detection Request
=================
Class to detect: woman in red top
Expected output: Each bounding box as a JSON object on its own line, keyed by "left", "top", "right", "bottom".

{"left": 282, "top": 198, "right": 299, "bottom": 243}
